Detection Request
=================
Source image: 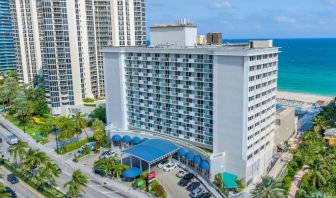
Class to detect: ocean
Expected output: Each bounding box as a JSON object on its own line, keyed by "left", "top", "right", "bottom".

{"left": 226, "top": 38, "right": 336, "bottom": 96}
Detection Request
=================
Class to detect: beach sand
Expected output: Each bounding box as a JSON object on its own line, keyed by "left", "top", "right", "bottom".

{"left": 277, "top": 91, "right": 333, "bottom": 104}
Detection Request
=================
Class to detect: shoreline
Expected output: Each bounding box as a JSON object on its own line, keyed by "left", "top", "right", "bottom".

{"left": 277, "top": 91, "right": 333, "bottom": 104}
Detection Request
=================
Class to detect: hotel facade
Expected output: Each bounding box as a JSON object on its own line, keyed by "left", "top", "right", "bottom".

{"left": 103, "top": 23, "right": 279, "bottom": 182}
{"left": 10, "top": 0, "right": 146, "bottom": 114}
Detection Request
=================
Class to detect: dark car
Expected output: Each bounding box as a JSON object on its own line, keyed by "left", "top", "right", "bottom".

{"left": 200, "top": 192, "right": 212, "bottom": 198}
{"left": 7, "top": 174, "right": 19, "bottom": 184}
{"left": 5, "top": 187, "right": 17, "bottom": 198}
{"left": 183, "top": 173, "right": 194, "bottom": 181}
{"left": 178, "top": 178, "right": 190, "bottom": 187}
{"left": 187, "top": 181, "right": 200, "bottom": 191}
{"left": 0, "top": 137, "right": 3, "bottom": 143}
{"left": 93, "top": 168, "right": 107, "bottom": 177}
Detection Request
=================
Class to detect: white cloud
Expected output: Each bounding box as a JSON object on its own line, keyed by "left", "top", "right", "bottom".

{"left": 274, "top": 16, "right": 296, "bottom": 24}
{"left": 329, "top": 0, "right": 336, "bottom": 4}
{"left": 209, "top": 1, "right": 232, "bottom": 9}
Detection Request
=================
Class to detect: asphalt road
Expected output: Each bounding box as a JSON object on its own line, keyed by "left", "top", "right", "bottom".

{"left": 0, "top": 160, "right": 43, "bottom": 198}
{"left": 0, "top": 115, "right": 146, "bottom": 198}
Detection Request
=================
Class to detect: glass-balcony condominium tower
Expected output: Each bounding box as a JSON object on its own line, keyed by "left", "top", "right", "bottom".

{"left": 0, "top": 0, "right": 16, "bottom": 73}
{"left": 10, "top": 0, "right": 146, "bottom": 114}
{"left": 103, "top": 22, "right": 279, "bottom": 183}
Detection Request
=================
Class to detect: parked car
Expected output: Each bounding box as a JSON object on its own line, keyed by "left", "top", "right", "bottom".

{"left": 162, "top": 162, "right": 177, "bottom": 172}
{"left": 187, "top": 181, "right": 200, "bottom": 191}
{"left": 183, "top": 173, "right": 194, "bottom": 181}
{"left": 0, "top": 137, "right": 3, "bottom": 143}
{"left": 6, "top": 135, "right": 18, "bottom": 145}
{"left": 5, "top": 187, "right": 17, "bottom": 198}
{"left": 178, "top": 178, "right": 190, "bottom": 187}
{"left": 157, "top": 160, "right": 170, "bottom": 169}
{"left": 190, "top": 187, "right": 205, "bottom": 198}
{"left": 93, "top": 168, "right": 107, "bottom": 177}
{"left": 200, "top": 192, "right": 212, "bottom": 198}
{"left": 176, "top": 170, "right": 187, "bottom": 178}
{"left": 99, "top": 150, "right": 117, "bottom": 159}
{"left": 7, "top": 174, "right": 19, "bottom": 184}
{"left": 46, "top": 181, "right": 60, "bottom": 190}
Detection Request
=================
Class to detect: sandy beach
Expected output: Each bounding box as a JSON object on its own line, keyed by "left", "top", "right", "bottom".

{"left": 277, "top": 91, "right": 333, "bottom": 105}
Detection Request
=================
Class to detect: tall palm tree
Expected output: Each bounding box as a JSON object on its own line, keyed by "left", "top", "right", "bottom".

{"left": 306, "top": 158, "right": 329, "bottom": 188}
{"left": 8, "top": 140, "right": 28, "bottom": 166}
{"left": 251, "top": 176, "right": 285, "bottom": 198}
{"left": 64, "top": 169, "right": 88, "bottom": 198}
{"left": 74, "top": 112, "right": 88, "bottom": 139}
{"left": 23, "top": 149, "right": 49, "bottom": 173}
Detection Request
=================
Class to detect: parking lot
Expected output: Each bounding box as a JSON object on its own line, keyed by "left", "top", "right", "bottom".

{"left": 153, "top": 160, "right": 212, "bottom": 198}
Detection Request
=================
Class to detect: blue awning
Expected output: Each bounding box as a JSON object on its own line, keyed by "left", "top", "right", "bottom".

{"left": 122, "top": 135, "right": 131, "bottom": 143}
{"left": 177, "top": 148, "right": 186, "bottom": 156}
{"left": 193, "top": 155, "right": 202, "bottom": 165}
{"left": 112, "top": 134, "right": 121, "bottom": 142}
{"left": 223, "top": 172, "right": 238, "bottom": 188}
{"left": 123, "top": 167, "right": 141, "bottom": 178}
{"left": 185, "top": 151, "right": 194, "bottom": 160}
{"left": 131, "top": 136, "right": 141, "bottom": 144}
{"left": 123, "top": 139, "right": 179, "bottom": 164}
{"left": 141, "top": 138, "right": 149, "bottom": 142}
{"left": 200, "top": 160, "right": 210, "bottom": 170}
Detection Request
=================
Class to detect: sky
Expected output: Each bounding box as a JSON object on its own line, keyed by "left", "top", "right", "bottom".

{"left": 146, "top": 0, "right": 336, "bottom": 39}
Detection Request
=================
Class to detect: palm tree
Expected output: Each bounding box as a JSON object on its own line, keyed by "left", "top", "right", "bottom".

{"left": 74, "top": 112, "right": 88, "bottom": 139}
{"left": 305, "top": 158, "right": 329, "bottom": 188}
{"left": 313, "top": 116, "right": 328, "bottom": 134}
{"left": 23, "top": 149, "right": 49, "bottom": 173}
{"left": 251, "top": 176, "right": 285, "bottom": 198}
{"left": 64, "top": 169, "right": 88, "bottom": 198}
{"left": 309, "top": 191, "right": 333, "bottom": 198}
{"left": 93, "top": 129, "right": 106, "bottom": 148}
{"left": 92, "top": 120, "right": 104, "bottom": 132}
{"left": 0, "top": 182, "right": 10, "bottom": 198}
{"left": 213, "top": 173, "right": 224, "bottom": 190}
{"left": 8, "top": 140, "right": 28, "bottom": 166}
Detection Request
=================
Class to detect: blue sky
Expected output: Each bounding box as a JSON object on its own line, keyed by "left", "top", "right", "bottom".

{"left": 146, "top": 0, "right": 336, "bottom": 39}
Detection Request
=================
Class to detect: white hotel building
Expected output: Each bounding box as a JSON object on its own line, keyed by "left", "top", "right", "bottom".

{"left": 10, "top": 0, "right": 146, "bottom": 114}
{"left": 104, "top": 22, "right": 278, "bottom": 182}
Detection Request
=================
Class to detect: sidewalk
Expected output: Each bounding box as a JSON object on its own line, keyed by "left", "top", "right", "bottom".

{"left": 0, "top": 115, "right": 148, "bottom": 198}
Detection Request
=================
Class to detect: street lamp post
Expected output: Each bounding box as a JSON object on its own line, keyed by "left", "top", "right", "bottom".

{"left": 53, "top": 125, "right": 59, "bottom": 154}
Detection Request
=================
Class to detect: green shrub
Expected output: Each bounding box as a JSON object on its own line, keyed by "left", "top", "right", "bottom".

{"left": 84, "top": 103, "right": 96, "bottom": 107}
{"left": 60, "top": 137, "right": 93, "bottom": 154}
{"left": 83, "top": 98, "right": 95, "bottom": 103}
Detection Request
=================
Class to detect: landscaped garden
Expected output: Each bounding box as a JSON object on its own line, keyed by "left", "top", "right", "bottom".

{"left": 280, "top": 98, "right": 336, "bottom": 197}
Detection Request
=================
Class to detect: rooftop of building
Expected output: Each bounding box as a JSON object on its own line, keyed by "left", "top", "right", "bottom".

{"left": 150, "top": 19, "right": 197, "bottom": 28}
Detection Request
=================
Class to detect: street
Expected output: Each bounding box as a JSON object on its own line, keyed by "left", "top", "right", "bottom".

{"left": 0, "top": 166, "right": 43, "bottom": 198}
{"left": 0, "top": 115, "right": 147, "bottom": 198}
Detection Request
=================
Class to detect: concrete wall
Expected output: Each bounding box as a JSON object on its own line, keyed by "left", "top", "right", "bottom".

{"left": 213, "top": 55, "right": 246, "bottom": 178}
{"left": 274, "top": 107, "right": 296, "bottom": 146}
{"left": 150, "top": 26, "right": 197, "bottom": 47}
{"left": 103, "top": 51, "right": 127, "bottom": 129}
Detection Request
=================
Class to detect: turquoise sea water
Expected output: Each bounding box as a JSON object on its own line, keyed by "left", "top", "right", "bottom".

{"left": 227, "top": 38, "right": 336, "bottom": 96}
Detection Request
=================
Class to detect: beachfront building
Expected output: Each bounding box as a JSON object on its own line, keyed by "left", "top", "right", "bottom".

{"left": 10, "top": 0, "right": 146, "bottom": 114}
{"left": 274, "top": 107, "right": 297, "bottom": 147}
{"left": 0, "top": 0, "right": 16, "bottom": 73}
{"left": 103, "top": 21, "right": 279, "bottom": 183}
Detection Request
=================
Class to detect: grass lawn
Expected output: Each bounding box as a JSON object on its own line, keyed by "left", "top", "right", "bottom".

{"left": 6, "top": 115, "right": 48, "bottom": 143}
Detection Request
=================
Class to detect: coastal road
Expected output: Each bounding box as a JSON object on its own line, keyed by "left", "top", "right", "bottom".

{"left": 0, "top": 165, "right": 43, "bottom": 198}
{"left": 0, "top": 115, "right": 146, "bottom": 198}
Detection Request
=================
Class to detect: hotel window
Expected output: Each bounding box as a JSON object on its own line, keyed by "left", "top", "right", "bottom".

{"left": 247, "top": 154, "right": 253, "bottom": 160}
{"left": 249, "top": 56, "right": 256, "bottom": 61}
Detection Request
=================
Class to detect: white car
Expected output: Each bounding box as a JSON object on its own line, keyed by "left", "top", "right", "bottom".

{"left": 74, "top": 146, "right": 86, "bottom": 157}
{"left": 163, "top": 162, "right": 177, "bottom": 172}
{"left": 157, "top": 160, "right": 170, "bottom": 169}
{"left": 99, "top": 150, "right": 117, "bottom": 159}
{"left": 190, "top": 187, "right": 205, "bottom": 198}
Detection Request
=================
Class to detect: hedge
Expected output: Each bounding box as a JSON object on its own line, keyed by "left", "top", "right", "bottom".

{"left": 58, "top": 137, "right": 93, "bottom": 154}
{"left": 84, "top": 103, "right": 96, "bottom": 107}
